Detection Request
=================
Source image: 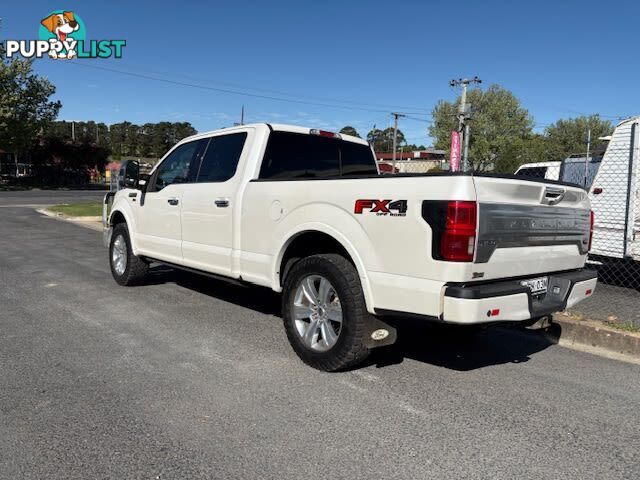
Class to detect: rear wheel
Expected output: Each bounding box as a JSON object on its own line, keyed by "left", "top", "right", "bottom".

{"left": 282, "top": 254, "right": 370, "bottom": 371}
{"left": 109, "top": 223, "right": 148, "bottom": 286}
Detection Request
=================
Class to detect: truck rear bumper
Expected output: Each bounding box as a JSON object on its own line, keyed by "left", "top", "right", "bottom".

{"left": 442, "top": 269, "right": 597, "bottom": 324}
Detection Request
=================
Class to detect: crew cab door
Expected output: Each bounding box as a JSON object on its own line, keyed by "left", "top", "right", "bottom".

{"left": 136, "top": 140, "right": 204, "bottom": 263}
{"left": 180, "top": 131, "right": 249, "bottom": 276}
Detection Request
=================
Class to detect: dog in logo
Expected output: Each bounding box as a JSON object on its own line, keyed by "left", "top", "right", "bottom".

{"left": 40, "top": 11, "right": 80, "bottom": 59}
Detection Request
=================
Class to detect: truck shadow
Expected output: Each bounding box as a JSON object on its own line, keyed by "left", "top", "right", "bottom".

{"left": 365, "top": 320, "right": 561, "bottom": 371}
{"left": 145, "top": 266, "right": 282, "bottom": 316}
{"left": 145, "top": 265, "right": 561, "bottom": 372}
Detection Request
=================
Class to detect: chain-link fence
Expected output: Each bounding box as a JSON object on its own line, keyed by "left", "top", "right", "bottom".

{"left": 380, "top": 119, "right": 640, "bottom": 328}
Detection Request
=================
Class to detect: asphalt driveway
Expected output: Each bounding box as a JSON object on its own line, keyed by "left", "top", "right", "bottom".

{"left": 1, "top": 191, "right": 639, "bottom": 479}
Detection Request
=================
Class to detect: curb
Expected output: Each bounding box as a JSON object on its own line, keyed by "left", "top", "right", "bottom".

{"left": 552, "top": 313, "right": 640, "bottom": 362}
{"left": 36, "top": 208, "right": 103, "bottom": 232}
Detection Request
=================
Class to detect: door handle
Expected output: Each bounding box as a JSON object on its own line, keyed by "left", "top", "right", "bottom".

{"left": 215, "top": 198, "right": 230, "bottom": 208}
{"left": 167, "top": 197, "right": 179, "bottom": 206}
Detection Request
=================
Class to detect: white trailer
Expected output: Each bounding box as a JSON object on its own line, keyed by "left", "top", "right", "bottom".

{"left": 588, "top": 116, "right": 640, "bottom": 262}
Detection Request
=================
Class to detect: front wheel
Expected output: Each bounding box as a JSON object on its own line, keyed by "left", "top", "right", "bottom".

{"left": 109, "top": 223, "right": 148, "bottom": 286}
{"left": 282, "top": 254, "right": 370, "bottom": 371}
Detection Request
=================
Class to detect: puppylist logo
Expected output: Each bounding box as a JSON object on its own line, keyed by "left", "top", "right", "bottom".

{"left": 4, "top": 11, "right": 126, "bottom": 60}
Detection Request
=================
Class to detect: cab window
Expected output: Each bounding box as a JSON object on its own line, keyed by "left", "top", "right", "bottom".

{"left": 151, "top": 141, "right": 201, "bottom": 191}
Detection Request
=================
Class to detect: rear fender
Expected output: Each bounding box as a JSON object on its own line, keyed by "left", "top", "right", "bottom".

{"left": 273, "top": 222, "right": 376, "bottom": 314}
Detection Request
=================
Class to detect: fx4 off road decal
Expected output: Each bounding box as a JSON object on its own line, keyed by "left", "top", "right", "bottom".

{"left": 354, "top": 199, "right": 408, "bottom": 217}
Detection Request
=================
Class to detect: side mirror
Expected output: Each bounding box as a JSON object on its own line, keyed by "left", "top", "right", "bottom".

{"left": 118, "top": 160, "right": 140, "bottom": 190}
{"left": 138, "top": 174, "right": 150, "bottom": 192}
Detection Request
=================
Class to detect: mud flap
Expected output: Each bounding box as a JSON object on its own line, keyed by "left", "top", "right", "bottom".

{"left": 364, "top": 315, "right": 398, "bottom": 349}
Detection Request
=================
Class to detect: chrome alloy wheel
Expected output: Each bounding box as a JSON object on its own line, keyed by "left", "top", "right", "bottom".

{"left": 111, "top": 234, "right": 128, "bottom": 276}
{"left": 293, "top": 275, "right": 343, "bottom": 352}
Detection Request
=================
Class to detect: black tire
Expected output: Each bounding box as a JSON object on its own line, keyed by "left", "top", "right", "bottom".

{"left": 282, "top": 254, "right": 370, "bottom": 371}
{"left": 109, "top": 223, "right": 148, "bottom": 286}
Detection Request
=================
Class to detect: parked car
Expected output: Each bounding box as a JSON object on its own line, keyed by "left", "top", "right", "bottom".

{"left": 104, "top": 123, "right": 597, "bottom": 371}
{"left": 515, "top": 161, "right": 561, "bottom": 180}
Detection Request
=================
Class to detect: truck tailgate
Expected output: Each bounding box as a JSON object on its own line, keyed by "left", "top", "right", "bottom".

{"left": 472, "top": 176, "right": 591, "bottom": 279}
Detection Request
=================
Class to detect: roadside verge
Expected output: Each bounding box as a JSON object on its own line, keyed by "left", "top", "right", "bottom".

{"left": 550, "top": 312, "right": 640, "bottom": 364}
{"left": 36, "top": 207, "right": 103, "bottom": 232}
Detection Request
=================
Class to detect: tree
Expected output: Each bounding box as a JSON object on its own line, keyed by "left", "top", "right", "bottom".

{"left": 366, "top": 127, "right": 406, "bottom": 152}
{"left": 339, "top": 125, "right": 361, "bottom": 138}
{"left": 30, "top": 137, "right": 109, "bottom": 186}
{"left": 174, "top": 122, "right": 197, "bottom": 145}
{"left": 429, "top": 84, "right": 534, "bottom": 172}
{"left": 366, "top": 128, "right": 382, "bottom": 148}
{"left": 0, "top": 57, "right": 61, "bottom": 156}
{"left": 543, "top": 115, "right": 613, "bottom": 161}
{"left": 403, "top": 144, "right": 427, "bottom": 151}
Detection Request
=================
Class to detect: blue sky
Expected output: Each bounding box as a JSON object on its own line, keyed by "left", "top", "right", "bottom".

{"left": 2, "top": 0, "right": 639, "bottom": 145}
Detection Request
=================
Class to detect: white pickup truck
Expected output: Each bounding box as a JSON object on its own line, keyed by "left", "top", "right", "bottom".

{"left": 104, "top": 123, "right": 597, "bottom": 371}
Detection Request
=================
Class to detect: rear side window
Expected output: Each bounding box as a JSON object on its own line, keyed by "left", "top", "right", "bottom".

{"left": 196, "top": 133, "right": 247, "bottom": 183}
{"left": 340, "top": 140, "right": 379, "bottom": 176}
{"left": 259, "top": 132, "right": 377, "bottom": 179}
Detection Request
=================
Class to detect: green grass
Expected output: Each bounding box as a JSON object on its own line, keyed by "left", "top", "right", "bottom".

{"left": 604, "top": 321, "right": 640, "bottom": 333}
{"left": 49, "top": 202, "right": 102, "bottom": 217}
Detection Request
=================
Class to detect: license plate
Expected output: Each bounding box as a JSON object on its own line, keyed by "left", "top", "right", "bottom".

{"left": 520, "top": 276, "right": 548, "bottom": 294}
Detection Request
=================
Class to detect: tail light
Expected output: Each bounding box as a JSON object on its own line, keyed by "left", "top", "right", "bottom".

{"left": 588, "top": 210, "right": 594, "bottom": 251}
{"left": 422, "top": 200, "right": 477, "bottom": 262}
{"left": 441, "top": 201, "right": 477, "bottom": 261}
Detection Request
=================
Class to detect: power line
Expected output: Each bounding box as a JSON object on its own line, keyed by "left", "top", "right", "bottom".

{"left": 118, "top": 62, "right": 434, "bottom": 113}
{"left": 67, "top": 62, "right": 433, "bottom": 115}
{"left": 402, "top": 114, "right": 434, "bottom": 124}
{"left": 66, "top": 61, "right": 628, "bottom": 135}
{"left": 515, "top": 94, "right": 630, "bottom": 120}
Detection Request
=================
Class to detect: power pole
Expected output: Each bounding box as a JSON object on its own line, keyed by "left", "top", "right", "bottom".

{"left": 450, "top": 76, "right": 482, "bottom": 171}
{"left": 392, "top": 112, "right": 405, "bottom": 173}
{"left": 71, "top": 121, "right": 75, "bottom": 142}
{"left": 240, "top": 105, "right": 244, "bottom": 126}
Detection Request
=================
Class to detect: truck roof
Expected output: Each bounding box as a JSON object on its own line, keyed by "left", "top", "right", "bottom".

{"left": 182, "top": 123, "right": 370, "bottom": 146}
